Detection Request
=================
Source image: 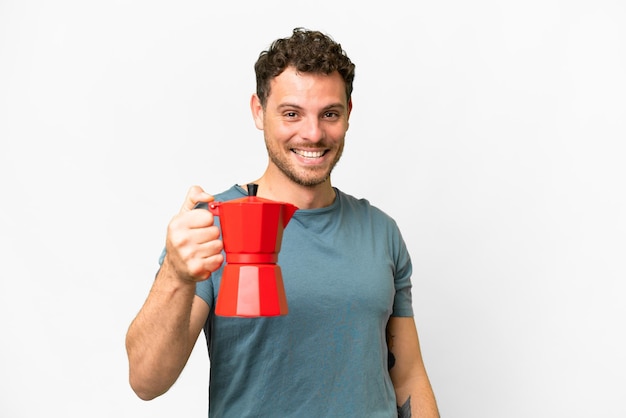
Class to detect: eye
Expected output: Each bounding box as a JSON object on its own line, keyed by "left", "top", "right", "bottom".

{"left": 323, "top": 111, "right": 340, "bottom": 119}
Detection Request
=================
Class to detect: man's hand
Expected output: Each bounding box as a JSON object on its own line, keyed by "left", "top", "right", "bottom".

{"left": 163, "top": 185, "right": 224, "bottom": 282}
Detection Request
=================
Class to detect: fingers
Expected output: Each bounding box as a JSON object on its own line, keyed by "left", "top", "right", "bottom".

{"left": 168, "top": 221, "right": 221, "bottom": 250}
{"left": 164, "top": 185, "right": 225, "bottom": 282}
{"left": 180, "top": 185, "right": 214, "bottom": 213}
{"left": 182, "top": 243, "right": 225, "bottom": 280}
{"left": 174, "top": 207, "right": 215, "bottom": 230}
{"left": 165, "top": 223, "right": 224, "bottom": 282}
{"left": 164, "top": 250, "right": 224, "bottom": 283}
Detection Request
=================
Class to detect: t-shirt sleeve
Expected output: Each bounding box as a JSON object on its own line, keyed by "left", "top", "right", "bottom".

{"left": 195, "top": 277, "right": 214, "bottom": 307}
{"left": 391, "top": 228, "right": 414, "bottom": 317}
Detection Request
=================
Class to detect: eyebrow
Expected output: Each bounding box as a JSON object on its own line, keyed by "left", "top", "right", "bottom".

{"left": 277, "top": 102, "right": 347, "bottom": 112}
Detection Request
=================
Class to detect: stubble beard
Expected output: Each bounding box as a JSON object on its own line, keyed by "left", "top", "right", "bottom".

{"left": 265, "top": 138, "right": 345, "bottom": 187}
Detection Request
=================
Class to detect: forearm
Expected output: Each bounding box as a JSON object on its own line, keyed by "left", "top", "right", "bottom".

{"left": 388, "top": 317, "right": 440, "bottom": 418}
{"left": 395, "top": 376, "right": 440, "bottom": 418}
{"left": 125, "top": 259, "right": 199, "bottom": 400}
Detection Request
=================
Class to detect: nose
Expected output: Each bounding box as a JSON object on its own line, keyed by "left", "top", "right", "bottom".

{"left": 299, "top": 117, "right": 324, "bottom": 143}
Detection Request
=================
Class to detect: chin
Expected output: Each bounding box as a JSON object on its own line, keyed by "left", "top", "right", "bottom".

{"left": 292, "top": 172, "right": 332, "bottom": 188}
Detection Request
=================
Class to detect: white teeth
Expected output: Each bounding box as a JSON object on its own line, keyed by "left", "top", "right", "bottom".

{"left": 294, "top": 149, "right": 325, "bottom": 158}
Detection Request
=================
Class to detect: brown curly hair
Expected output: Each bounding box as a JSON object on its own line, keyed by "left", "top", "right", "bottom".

{"left": 254, "top": 28, "right": 356, "bottom": 108}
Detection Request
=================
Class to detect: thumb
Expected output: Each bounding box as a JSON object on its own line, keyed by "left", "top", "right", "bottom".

{"left": 180, "top": 185, "right": 214, "bottom": 212}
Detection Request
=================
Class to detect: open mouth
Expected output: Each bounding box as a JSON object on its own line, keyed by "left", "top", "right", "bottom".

{"left": 292, "top": 149, "right": 327, "bottom": 159}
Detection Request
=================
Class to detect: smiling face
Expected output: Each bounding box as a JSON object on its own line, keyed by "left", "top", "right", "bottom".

{"left": 251, "top": 66, "right": 351, "bottom": 188}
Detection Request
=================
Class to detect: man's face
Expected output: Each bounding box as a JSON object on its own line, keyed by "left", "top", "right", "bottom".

{"left": 253, "top": 67, "right": 351, "bottom": 187}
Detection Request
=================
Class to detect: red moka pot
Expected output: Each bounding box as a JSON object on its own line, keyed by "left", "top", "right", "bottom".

{"left": 208, "top": 184, "right": 298, "bottom": 317}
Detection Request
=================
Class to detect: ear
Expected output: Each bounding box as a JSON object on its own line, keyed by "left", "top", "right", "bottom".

{"left": 250, "top": 94, "right": 264, "bottom": 130}
{"left": 346, "top": 98, "right": 353, "bottom": 131}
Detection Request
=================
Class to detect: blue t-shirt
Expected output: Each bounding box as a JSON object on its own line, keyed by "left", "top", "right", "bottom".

{"left": 170, "top": 185, "right": 414, "bottom": 417}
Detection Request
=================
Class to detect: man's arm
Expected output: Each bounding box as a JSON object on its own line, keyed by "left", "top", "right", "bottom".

{"left": 125, "top": 267, "right": 209, "bottom": 400}
{"left": 387, "top": 316, "right": 440, "bottom": 418}
{"left": 125, "top": 186, "right": 223, "bottom": 400}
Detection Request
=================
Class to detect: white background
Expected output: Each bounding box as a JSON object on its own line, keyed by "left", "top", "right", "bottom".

{"left": 1, "top": 1, "right": 625, "bottom": 417}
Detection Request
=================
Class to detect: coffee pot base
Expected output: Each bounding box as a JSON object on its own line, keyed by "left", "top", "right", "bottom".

{"left": 215, "top": 264, "right": 289, "bottom": 317}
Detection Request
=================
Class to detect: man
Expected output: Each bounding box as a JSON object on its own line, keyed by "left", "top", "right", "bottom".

{"left": 126, "top": 27, "right": 439, "bottom": 417}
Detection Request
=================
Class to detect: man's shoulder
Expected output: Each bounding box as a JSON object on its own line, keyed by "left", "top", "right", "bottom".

{"left": 213, "top": 184, "right": 245, "bottom": 201}
{"left": 336, "top": 189, "right": 395, "bottom": 222}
